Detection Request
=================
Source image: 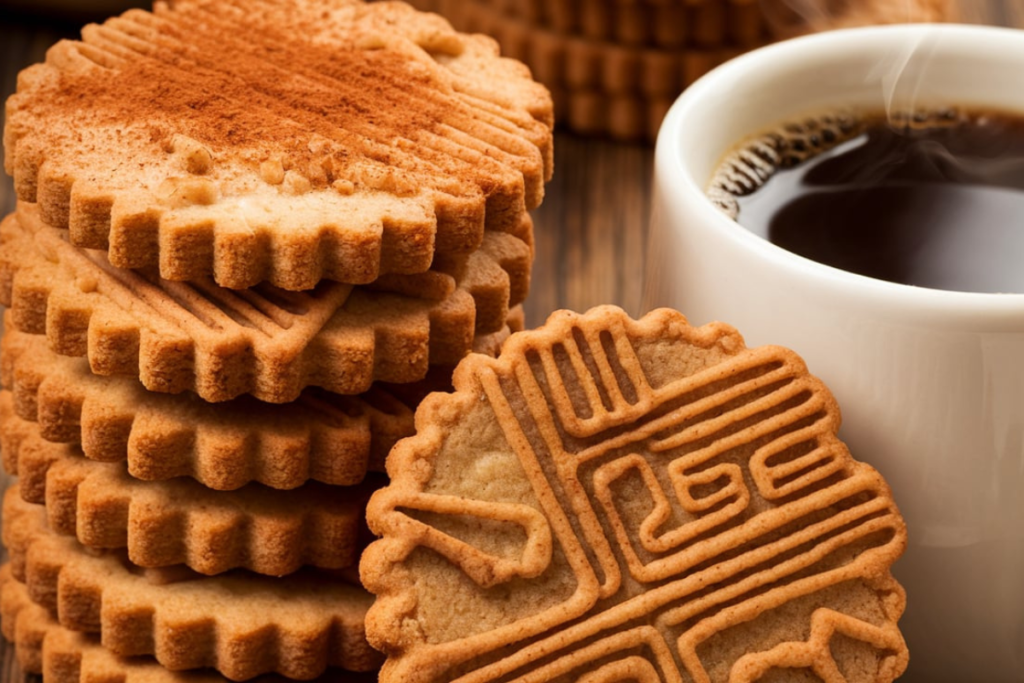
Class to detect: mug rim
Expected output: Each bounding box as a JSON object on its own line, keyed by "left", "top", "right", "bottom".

{"left": 656, "top": 22, "right": 1024, "bottom": 319}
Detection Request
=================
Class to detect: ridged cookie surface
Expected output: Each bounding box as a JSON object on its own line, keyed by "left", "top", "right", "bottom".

{"left": 2, "top": 491, "right": 383, "bottom": 678}
{"left": 0, "top": 206, "right": 528, "bottom": 402}
{"left": 4, "top": 0, "right": 553, "bottom": 290}
{"left": 0, "top": 565, "right": 377, "bottom": 682}
{"left": 0, "top": 318, "right": 414, "bottom": 490}
{"left": 0, "top": 406, "right": 379, "bottom": 576}
{"left": 361, "top": 306, "right": 909, "bottom": 683}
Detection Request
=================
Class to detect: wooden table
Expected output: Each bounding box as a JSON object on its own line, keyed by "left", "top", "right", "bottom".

{"left": 0, "top": 0, "right": 1018, "bottom": 679}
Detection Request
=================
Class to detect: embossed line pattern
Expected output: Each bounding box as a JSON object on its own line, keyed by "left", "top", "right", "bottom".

{"left": 468, "top": 326, "right": 901, "bottom": 682}
{"left": 373, "top": 311, "right": 905, "bottom": 683}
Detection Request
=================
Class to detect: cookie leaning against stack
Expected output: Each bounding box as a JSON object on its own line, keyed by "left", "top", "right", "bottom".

{"left": 0, "top": 0, "right": 553, "bottom": 680}
{"left": 362, "top": 306, "right": 910, "bottom": 683}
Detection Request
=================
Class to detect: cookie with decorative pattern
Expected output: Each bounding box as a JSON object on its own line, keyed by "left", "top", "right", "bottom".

{"left": 0, "top": 206, "right": 528, "bottom": 403}
{"left": 2, "top": 490, "right": 382, "bottom": 678}
{"left": 361, "top": 306, "right": 909, "bottom": 683}
{"left": 4, "top": 0, "right": 552, "bottom": 290}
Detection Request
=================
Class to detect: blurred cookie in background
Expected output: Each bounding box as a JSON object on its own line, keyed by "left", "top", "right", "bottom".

{"left": 0, "top": 0, "right": 148, "bottom": 23}
{"left": 404, "top": 0, "right": 956, "bottom": 142}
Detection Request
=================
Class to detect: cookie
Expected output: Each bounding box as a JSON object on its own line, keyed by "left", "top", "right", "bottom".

{"left": 2, "top": 490, "right": 382, "bottom": 678}
{"left": 0, "top": 301, "right": 524, "bottom": 491}
{"left": 431, "top": 0, "right": 769, "bottom": 50}
{"left": 0, "top": 315, "right": 413, "bottom": 489}
{"left": 0, "top": 565, "right": 378, "bottom": 683}
{"left": 367, "top": 210, "right": 535, "bottom": 336}
{"left": 361, "top": 306, "right": 909, "bottom": 683}
{"left": 405, "top": 0, "right": 952, "bottom": 141}
{"left": 0, "top": 206, "right": 525, "bottom": 403}
{"left": 4, "top": 0, "right": 553, "bottom": 290}
{"left": 0, "top": 402, "right": 380, "bottom": 576}
{"left": 402, "top": 0, "right": 745, "bottom": 141}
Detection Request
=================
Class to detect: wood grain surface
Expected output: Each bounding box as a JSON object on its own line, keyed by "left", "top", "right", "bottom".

{"left": 0, "top": 0, "right": 1016, "bottom": 680}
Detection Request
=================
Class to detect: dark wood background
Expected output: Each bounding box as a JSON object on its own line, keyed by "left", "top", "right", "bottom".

{"left": 0, "top": 0, "right": 1018, "bottom": 679}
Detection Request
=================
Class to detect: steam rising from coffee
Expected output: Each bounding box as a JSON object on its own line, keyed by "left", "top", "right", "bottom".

{"left": 758, "top": 0, "right": 948, "bottom": 39}
{"left": 759, "top": 0, "right": 947, "bottom": 122}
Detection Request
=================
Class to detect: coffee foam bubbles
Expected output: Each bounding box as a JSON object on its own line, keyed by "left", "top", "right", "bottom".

{"left": 707, "top": 107, "right": 961, "bottom": 219}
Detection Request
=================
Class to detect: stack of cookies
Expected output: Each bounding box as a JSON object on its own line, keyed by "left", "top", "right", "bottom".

{"left": 0, "top": 0, "right": 552, "bottom": 680}
{"left": 404, "top": 0, "right": 954, "bottom": 141}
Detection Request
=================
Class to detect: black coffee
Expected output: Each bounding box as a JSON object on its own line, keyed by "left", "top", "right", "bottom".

{"left": 708, "top": 109, "right": 1024, "bottom": 293}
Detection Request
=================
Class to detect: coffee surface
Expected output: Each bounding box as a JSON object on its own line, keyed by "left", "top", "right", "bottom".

{"left": 725, "top": 110, "right": 1024, "bottom": 294}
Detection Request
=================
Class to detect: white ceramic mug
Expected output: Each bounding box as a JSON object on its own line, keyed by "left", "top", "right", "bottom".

{"left": 647, "top": 24, "right": 1024, "bottom": 683}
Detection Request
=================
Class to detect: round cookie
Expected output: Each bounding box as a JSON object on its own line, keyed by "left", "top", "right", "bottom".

{"left": 0, "top": 563, "right": 377, "bottom": 683}
{"left": 361, "top": 306, "right": 909, "bottom": 683}
{"left": 2, "top": 490, "right": 382, "bottom": 678}
{"left": 0, "top": 206, "right": 529, "bottom": 403}
{"left": 4, "top": 0, "right": 552, "bottom": 290}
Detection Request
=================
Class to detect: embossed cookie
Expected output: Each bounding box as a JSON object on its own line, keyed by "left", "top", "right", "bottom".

{"left": 4, "top": 0, "right": 553, "bottom": 290}
{"left": 2, "top": 490, "right": 382, "bottom": 678}
{"left": 0, "top": 401, "right": 379, "bottom": 576}
{"left": 361, "top": 306, "right": 909, "bottom": 683}
{"left": 0, "top": 565, "right": 378, "bottom": 682}
{"left": 0, "top": 206, "right": 528, "bottom": 403}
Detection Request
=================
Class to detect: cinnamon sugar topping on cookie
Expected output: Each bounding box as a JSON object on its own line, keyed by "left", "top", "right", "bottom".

{"left": 5, "top": 0, "right": 553, "bottom": 290}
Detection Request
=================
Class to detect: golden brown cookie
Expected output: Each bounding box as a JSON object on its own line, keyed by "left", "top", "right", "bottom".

{"left": 0, "top": 564, "right": 378, "bottom": 682}
{"left": 0, "top": 402, "right": 379, "bottom": 576}
{"left": 2, "top": 490, "right": 382, "bottom": 678}
{"left": 0, "top": 316, "right": 413, "bottom": 490}
{"left": 0, "top": 304, "right": 524, "bottom": 489}
{"left": 405, "top": 0, "right": 741, "bottom": 141}
{"left": 4, "top": 0, "right": 553, "bottom": 290}
{"left": 361, "top": 306, "right": 909, "bottom": 683}
{"left": 0, "top": 305, "right": 524, "bottom": 494}
{"left": 0, "top": 206, "right": 528, "bottom": 403}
